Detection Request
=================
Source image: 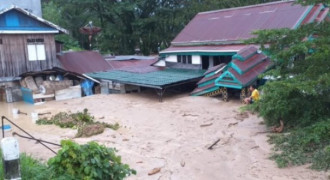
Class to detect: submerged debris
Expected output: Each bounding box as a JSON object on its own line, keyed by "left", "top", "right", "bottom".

{"left": 36, "top": 108, "right": 119, "bottom": 137}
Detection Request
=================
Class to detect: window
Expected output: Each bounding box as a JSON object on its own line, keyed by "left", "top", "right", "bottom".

{"left": 0, "top": 39, "right": 2, "bottom": 44}
{"left": 177, "top": 55, "right": 192, "bottom": 64}
{"left": 27, "top": 38, "right": 46, "bottom": 61}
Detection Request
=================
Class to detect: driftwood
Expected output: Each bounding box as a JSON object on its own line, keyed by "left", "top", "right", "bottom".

{"left": 148, "top": 168, "right": 161, "bottom": 175}
{"left": 38, "top": 112, "right": 51, "bottom": 116}
{"left": 208, "top": 138, "right": 221, "bottom": 150}
{"left": 271, "top": 120, "right": 284, "bottom": 133}
{"left": 200, "top": 123, "right": 213, "bottom": 127}
{"left": 18, "top": 110, "right": 27, "bottom": 115}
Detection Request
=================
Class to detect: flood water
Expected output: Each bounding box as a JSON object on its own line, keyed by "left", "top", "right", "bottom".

{"left": 0, "top": 101, "right": 63, "bottom": 160}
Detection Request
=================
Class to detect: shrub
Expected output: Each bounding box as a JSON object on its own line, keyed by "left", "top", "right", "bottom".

{"left": 48, "top": 140, "right": 136, "bottom": 180}
{"left": 36, "top": 109, "right": 119, "bottom": 137}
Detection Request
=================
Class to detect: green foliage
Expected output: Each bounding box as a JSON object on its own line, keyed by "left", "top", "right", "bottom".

{"left": 248, "top": 1, "right": 330, "bottom": 171}
{"left": 36, "top": 109, "right": 119, "bottom": 137}
{"left": 0, "top": 150, "right": 70, "bottom": 180}
{"left": 48, "top": 140, "right": 136, "bottom": 180}
{"left": 43, "top": 0, "right": 277, "bottom": 54}
{"left": 268, "top": 119, "right": 330, "bottom": 170}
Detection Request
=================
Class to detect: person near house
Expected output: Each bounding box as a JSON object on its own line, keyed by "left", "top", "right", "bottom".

{"left": 244, "top": 85, "right": 259, "bottom": 104}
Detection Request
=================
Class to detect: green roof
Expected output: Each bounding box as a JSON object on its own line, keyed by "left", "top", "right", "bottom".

{"left": 87, "top": 68, "right": 205, "bottom": 89}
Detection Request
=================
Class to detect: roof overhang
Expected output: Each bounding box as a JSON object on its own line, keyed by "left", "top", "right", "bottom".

{"left": 0, "top": 30, "right": 60, "bottom": 34}
{"left": 160, "top": 44, "right": 254, "bottom": 56}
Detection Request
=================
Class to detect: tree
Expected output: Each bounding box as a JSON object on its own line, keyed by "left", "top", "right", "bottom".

{"left": 43, "top": 0, "right": 278, "bottom": 54}
{"left": 247, "top": 1, "right": 330, "bottom": 170}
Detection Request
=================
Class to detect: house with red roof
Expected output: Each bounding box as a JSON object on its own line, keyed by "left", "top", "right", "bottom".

{"left": 160, "top": 1, "right": 329, "bottom": 100}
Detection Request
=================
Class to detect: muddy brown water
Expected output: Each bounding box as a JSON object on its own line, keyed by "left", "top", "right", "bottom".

{"left": 0, "top": 101, "right": 63, "bottom": 160}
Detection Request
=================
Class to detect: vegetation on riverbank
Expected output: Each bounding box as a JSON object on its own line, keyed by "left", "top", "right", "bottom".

{"left": 248, "top": 0, "right": 330, "bottom": 171}
{"left": 0, "top": 140, "right": 135, "bottom": 180}
{"left": 36, "top": 109, "right": 119, "bottom": 137}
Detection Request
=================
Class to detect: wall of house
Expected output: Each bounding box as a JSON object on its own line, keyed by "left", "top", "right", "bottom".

{"left": 0, "top": 0, "right": 42, "bottom": 17}
{"left": 165, "top": 55, "right": 177, "bottom": 62}
{"left": 0, "top": 34, "right": 60, "bottom": 77}
{"left": 192, "top": 55, "right": 201, "bottom": 65}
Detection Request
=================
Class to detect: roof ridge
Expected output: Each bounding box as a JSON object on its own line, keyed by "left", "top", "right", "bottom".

{"left": 198, "top": 0, "right": 296, "bottom": 15}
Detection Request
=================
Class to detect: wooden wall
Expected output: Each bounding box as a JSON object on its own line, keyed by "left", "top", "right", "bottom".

{"left": 0, "top": 34, "right": 60, "bottom": 78}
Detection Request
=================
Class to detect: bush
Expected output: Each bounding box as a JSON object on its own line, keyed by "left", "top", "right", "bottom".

{"left": 48, "top": 140, "right": 136, "bottom": 180}
{"left": 252, "top": 79, "right": 330, "bottom": 128}
{"left": 37, "top": 109, "right": 119, "bottom": 137}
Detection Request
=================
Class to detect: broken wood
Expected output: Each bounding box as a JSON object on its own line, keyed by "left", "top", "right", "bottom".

{"left": 38, "top": 112, "right": 51, "bottom": 116}
{"left": 18, "top": 110, "right": 27, "bottom": 115}
{"left": 182, "top": 113, "right": 199, "bottom": 117}
{"left": 148, "top": 168, "right": 161, "bottom": 175}
{"left": 200, "top": 123, "right": 213, "bottom": 127}
{"left": 228, "top": 122, "right": 238, "bottom": 127}
{"left": 208, "top": 138, "right": 221, "bottom": 150}
{"left": 271, "top": 120, "right": 284, "bottom": 133}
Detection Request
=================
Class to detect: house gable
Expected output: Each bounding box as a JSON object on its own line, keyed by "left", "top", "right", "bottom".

{"left": 0, "top": 6, "right": 68, "bottom": 34}
{"left": 0, "top": 9, "right": 56, "bottom": 32}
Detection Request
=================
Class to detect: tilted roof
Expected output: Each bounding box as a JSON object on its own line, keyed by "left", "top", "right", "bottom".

{"left": 87, "top": 68, "right": 205, "bottom": 89}
{"left": 171, "top": 1, "right": 328, "bottom": 46}
{"left": 57, "top": 51, "right": 112, "bottom": 74}
{"left": 0, "top": 6, "right": 68, "bottom": 34}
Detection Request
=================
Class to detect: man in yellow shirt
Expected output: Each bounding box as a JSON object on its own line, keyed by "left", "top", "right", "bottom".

{"left": 244, "top": 85, "right": 259, "bottom": 104}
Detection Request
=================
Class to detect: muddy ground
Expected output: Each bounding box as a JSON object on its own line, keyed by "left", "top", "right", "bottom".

{"left": 0, "top": 92, "right": 329, "bottom": 180}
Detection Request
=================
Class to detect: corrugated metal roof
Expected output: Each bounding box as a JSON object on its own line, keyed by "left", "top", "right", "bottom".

{"left": 87, "top": 68, "right": 205, "bottom": 88}
{"left": 57, "top": 51, "right": 112, "bottom": 74}
{"left": 171, "top": 1, "right": 313, "bottom": 45}
{"left": 232, "top": 53, "right": 267, "bottom": 73}
{"left": 107, "top": 59, "right": 157, "bottom": 69}
{"left": 229, "top": 59, "right": 273, "bottom": 85}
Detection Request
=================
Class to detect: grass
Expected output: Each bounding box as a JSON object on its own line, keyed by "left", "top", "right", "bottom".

{"left": 268, "top": 119, "right": 330, "bottom": 171}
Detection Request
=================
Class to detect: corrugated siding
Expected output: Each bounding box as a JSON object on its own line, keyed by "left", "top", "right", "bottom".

{"left": 0, "top": 34, "right": 60, "bottom": 77}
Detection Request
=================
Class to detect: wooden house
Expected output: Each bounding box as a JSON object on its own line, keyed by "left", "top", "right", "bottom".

{"left": 0, "top": 6, "right": 68, "bottom": 80}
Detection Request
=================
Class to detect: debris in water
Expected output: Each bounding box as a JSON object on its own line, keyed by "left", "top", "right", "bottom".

{"left": 148, "top": 168, "right": 161, "bottom": 175}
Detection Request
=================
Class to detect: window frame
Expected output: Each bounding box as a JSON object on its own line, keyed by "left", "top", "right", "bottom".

{"left": 27, "top": 38, "right": 46, "bottom": 61}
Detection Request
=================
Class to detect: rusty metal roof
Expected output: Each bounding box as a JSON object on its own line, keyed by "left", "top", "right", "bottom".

{"left": 57, "top": 51, "right": 112, "bottom": 74}
{"left": 107, "top": 59, "right": 157, "bottom": 69}
{"left": 172, "top": 1, "right": 315, "bottom": 45}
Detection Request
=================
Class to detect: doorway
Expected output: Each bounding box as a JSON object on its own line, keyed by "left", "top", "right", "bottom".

{"left": 201, "top": 56, "right": 209, "bottom": 70}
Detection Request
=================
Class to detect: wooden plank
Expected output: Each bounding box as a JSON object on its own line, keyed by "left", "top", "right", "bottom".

{"left": 55, "top": 85, "right": 82, "bottom": 101}
{"left": 0, "top": 34, "right": 59, "bottom": 77}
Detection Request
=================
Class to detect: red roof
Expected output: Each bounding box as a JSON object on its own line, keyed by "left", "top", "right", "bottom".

{"left": 229, "top": 59, "right": 273, "bottom": 85}
{"left": 233, "top": 53, "right": 267, "bottom": 73}
{"left": 172, "top": 1, "right": 313, "bottom": 45}
{"left": 57, "top": 51, "right": 112, "bottom": 74}
{"left": 107, "top": 59, "right": 157, "bottom": 69}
